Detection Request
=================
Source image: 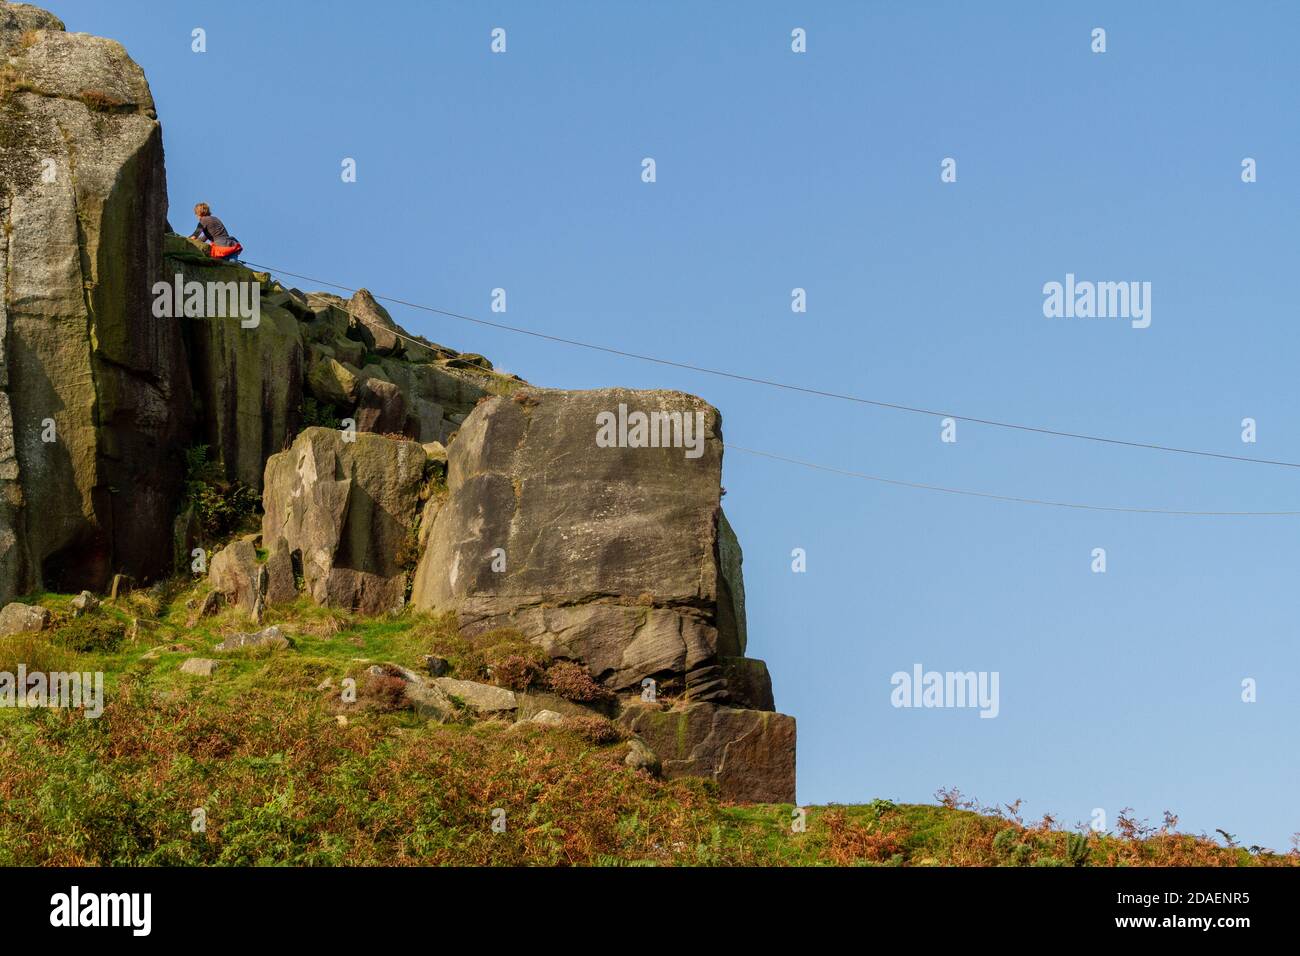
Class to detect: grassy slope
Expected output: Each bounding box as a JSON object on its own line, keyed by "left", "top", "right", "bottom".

{"left": 0, "top": 586, "right": 1293, "bottom": 867}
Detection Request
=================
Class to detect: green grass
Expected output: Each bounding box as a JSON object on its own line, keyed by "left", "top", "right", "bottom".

{"left": 0, "top": 582, "right": 1295, "bottom": 867}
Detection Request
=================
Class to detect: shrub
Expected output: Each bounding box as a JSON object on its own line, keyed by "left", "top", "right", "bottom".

{"left": 992, "top": 827, "right": 1019, "bottom": 857}
{"left": 182, "top": 445, "right": 260, "bottom": 539}
{"left": 0, "top": 64, "right": 33, "bottom": 100}
{"left": 546, "top": 661, "right": 614, "bottom": 703}
{"left": 361, "top": 674, "right": 408, "bottom": 713}
{"left": 562, "top": 715, "right": 622, "bottom": 745}
{"left": 822, "top": 808, "right": 907, "bottom": 865}
{"left": 79, "top": 89, "right": 126, "bottom": 111}
{"left": 52, "top": 615, "right": 127, "bottom": 653}
{"left": 1066, "top": 831, "right": 1092, "bottom": 867}
{"left": 492, "top": 655, "right": 544, "bottom": 691}
{"left": 300, "top": 397, "right": 342, "bottom": 431}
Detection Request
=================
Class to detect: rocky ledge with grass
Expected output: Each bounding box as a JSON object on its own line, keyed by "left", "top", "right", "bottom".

{"left": 0, "top": 0, "right": 793, "bottom": 807}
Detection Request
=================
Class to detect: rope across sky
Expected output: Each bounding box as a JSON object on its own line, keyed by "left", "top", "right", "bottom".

{"left": 240, "top": 259, "right": 1300, "bottom": 518}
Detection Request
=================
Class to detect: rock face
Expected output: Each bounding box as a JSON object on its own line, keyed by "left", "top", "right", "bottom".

{"left": 1, "top": 4, "right": 797, "bottom": 804}
{"left": 0, "top": 6, "right": 192, "bottom": 601}
{"left": 412, "top": 388, "right": 746, "bottom": 692}
{"left": 348, "top": 289, "right": 403, "bottom": 356}
{"left": 168, "top": 235, "right": 304, "bottom": 491}
{"left": 261, "top": 428, "right": 427, "bottom": 614}
{"left": 619, "top": 703, "right": 796, "bottom": 803}
{"left": 409, "top": 386, "right": 796, "bottom": 802}
{"left": 355, "top": 378, "right": 408, "bottom": 436}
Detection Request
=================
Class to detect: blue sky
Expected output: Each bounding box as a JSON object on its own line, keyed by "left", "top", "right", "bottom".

{"left": 47, "top": 0, "right": 1299, "bottom": 848}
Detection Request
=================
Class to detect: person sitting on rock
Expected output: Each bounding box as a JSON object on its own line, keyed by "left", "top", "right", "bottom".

{"left": 188, "top": 202, "right": 244, "bottom": 261}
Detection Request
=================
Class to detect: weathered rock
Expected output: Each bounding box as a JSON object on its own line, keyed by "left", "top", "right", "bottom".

{"left": 355, "top": 378, "right": 407, "bottom": 435}
{"left": 681, "top": 657, "right": 774, "bottom": 710}
{"left": 196, "top": 590, "right": 222, "bottom": 618}
{"left": 528, "top": 709, "right": 565, "bottom": 727}
{"left": 0, "top": 601, "right": 49, "bottom": 635}
{"left": 208, "top": 534, "right": 264, "bottom": 610}
{"left": 70, "top": 590, "right": 99, "bottom": 618}
{"left": 307, "top": 356, "right": 360, "bottom": 408}
{"left": 411, "top": 388, "right": 745, "bottom": 692}
{"left": 404, "top": 682, "right": 457, "bottom": 721}
{"left": 362, "top": 662, "right": 456, "bottom": 720}
{"left": 0, "top": 12, "right": 192, "bottom": 602}
{"left": 0, "top": 3, "right": 63, "bottom": 46}
{"left": 415, "top": 494, "right": 443, "bottom": 551}
{"left": 376, "top": 359, "right": 489, "bottom": 440}
{"left": 169, "top": 236, "right": 304, "bottom": 490}
{"left": 347, "top": 289, "right": 403, "bottom": 356}
{"left": 447, "top": 352, "right": 492, "bottom": 371}
{"left": 421, "top": 654, "right": 450, "bottom": 677}
{"left": 260, "top": 428, "right": 426, "bottom": 614}
{"left": 262, "top": 541, "right": 298, "bottom": 605}
{"left": 618, "top": 702, "right": 796, "bottom": 803}
{"left": 216, "top": 625, "right": 291, "bottom": 652}
{"left": 720, "top": 657, "right": 775, "bottom": 711}
{"left": 172, "top": 504, "right": 201, "bottom": 574}
{"left": 432, "top": 677, "right": 517, "bottom": 714}
{"left": 624, "top": 737, "right": 661, "bottom": 775}
{"left": 179, "top": 657, "right": 219, "bottom": 677}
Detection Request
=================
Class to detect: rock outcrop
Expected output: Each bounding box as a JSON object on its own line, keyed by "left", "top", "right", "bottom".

{"left": 409, "top": 386, "right": 795, "bottom": 801}
{"left": 412, "top": 388, "right": 748, "bottom": 692}
{"left": 1, "top": 5, "right": 191, "bottom": 599}
{"left": 167, "top": 236, "right": 304, "bottom": 490}
{"left": 1, "top": 2, "right": 797, "bottom": 803}
{"left": 619, "top": 702, "right": 796, "bottom": 803}
{"left": 260, "top": 428, "right": 428, "bottom": 614}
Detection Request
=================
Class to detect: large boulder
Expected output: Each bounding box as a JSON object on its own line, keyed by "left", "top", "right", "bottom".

{"left": 0, "top": 8, "right": 193, "bottom": 601}
{"left": 0, "top": 600, "right": 49, "bottom": 636}
{"left": 260, "top": 428, "right": 427, "bottom": 614}
{"left": 619, "top": 702, "right": 796, "bottom": 804}
{"left": 411, "top": 388, "right": 746, "bottom": 692}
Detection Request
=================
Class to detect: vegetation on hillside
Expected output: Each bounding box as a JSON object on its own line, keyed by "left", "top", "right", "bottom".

{"left": 0, "top": 586, "right": 1294, "bottom": 867}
